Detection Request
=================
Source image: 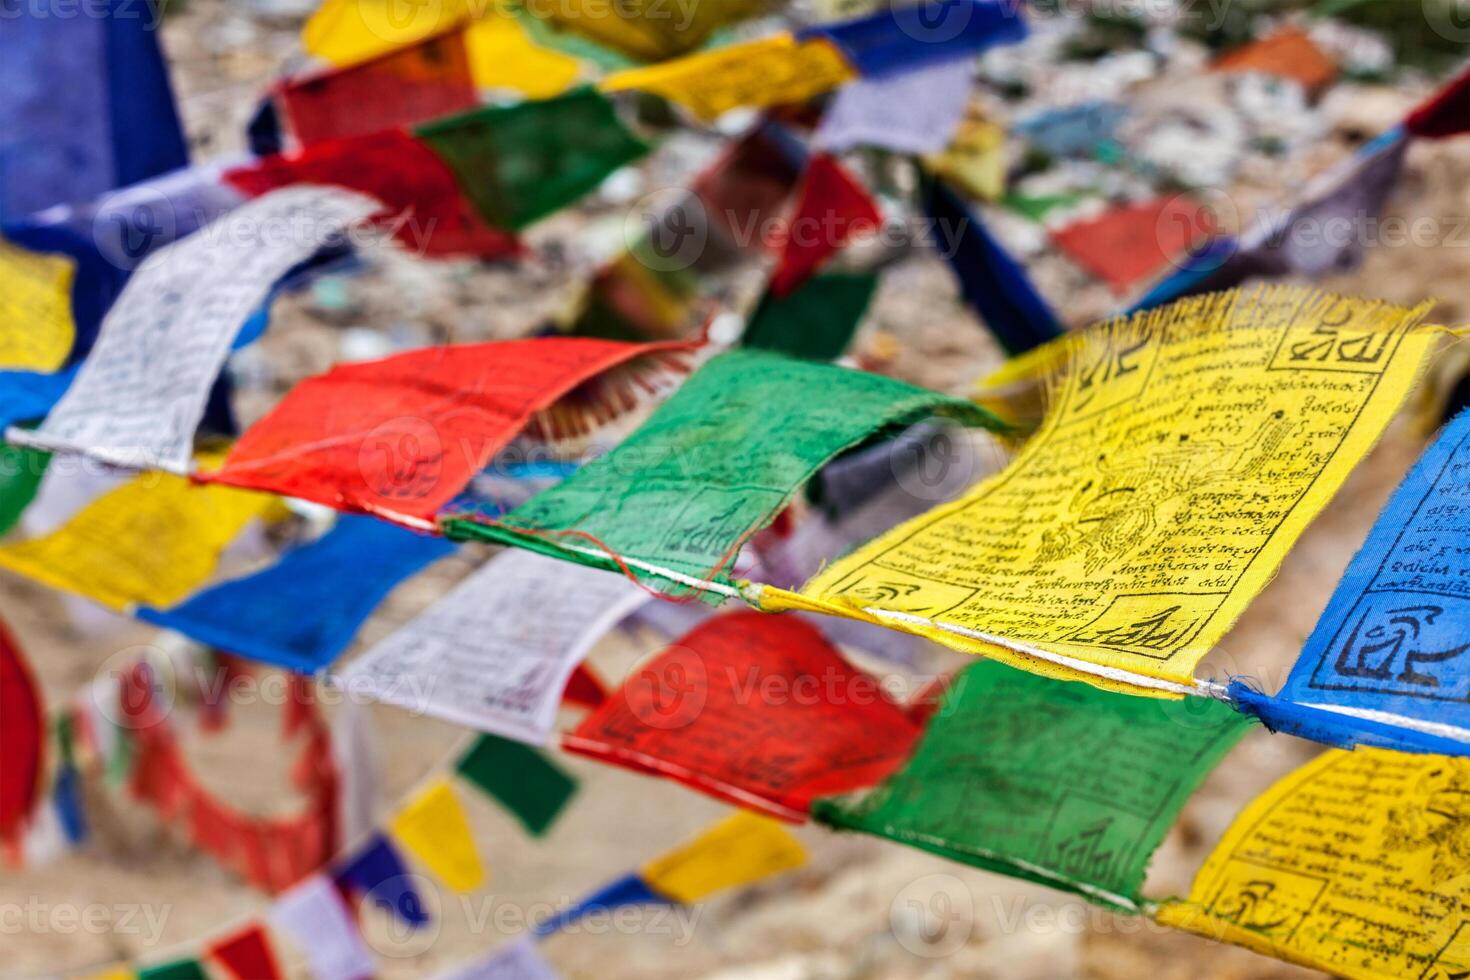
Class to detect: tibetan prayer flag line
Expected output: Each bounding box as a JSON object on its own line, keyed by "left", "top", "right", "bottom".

{"left": 8, "top": 186, "right": 381, "bottom": 474}
{"left": 0, "top": 0, "right": 188, "bottom": 220}
{"left": 0, "top": 239, "right": 74, "bottom": 371}
{"left": 1230, "top": 406, "right": 1470, "bottom": 755}
{"left": 199, "top": 337, "right": 695, "bottom": 527}
{"left": 455, "top": 734, "right": 578, "bottom": 837}
{"left": 815, "top": 661, "right": 1249, "bottom": 911}
{"left": 0, "top": 458, "right": 278, "bottom": 612}
{"left": 343, "top": 549, "right": 648, "bottom": 745}
{"left": 445, "top": 348, "right": 1005, "bottom": 600}
{"left": 1157, "top": 748, "right": 1470, "bottom": 979}
{"left": 759, "top": 287, "right": 1443, "bottom": 697}
{"left": 564, "top": 612, "right": 920, "bottom": 821}
{"left": 139, "top": 516, "right": 457, "bottom": 675}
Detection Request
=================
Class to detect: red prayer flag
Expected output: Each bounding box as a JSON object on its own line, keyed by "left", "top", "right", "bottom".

{"left": 769, "top": 153, "right": 882, "bottom": 297}
{"left": 207, "top": 923, "right": 283, "bottom": 980}
{"left": 280, "top": 29, "right": 479, "bottom": 147}
{"left": 223, "top": 129, "right": 521, "bottom": 259}
{"left": 1052, "top": 196, "right": 1217, "bottom": 294}
{"left": 564, "top": 611, "right": 920, "bottom": 821}
{"left": 1406, "top": 65, "right": 1470, "bottom": 140}
{"left": 563, "top": 662, "right": 609, "bottom": 710}
{"left": 1212, "top": 27, "right": 1337, "bottom": 93}
{"left": 198, "top": 338, "right": 698, "bottom": 526}
{"left": 0, "top": 619, "right": 43, "bottom": 847}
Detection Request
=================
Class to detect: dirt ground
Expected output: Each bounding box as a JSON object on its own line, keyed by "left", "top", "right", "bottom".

{"left": 4, "top": 2, "right": 1470, "bottom": 977}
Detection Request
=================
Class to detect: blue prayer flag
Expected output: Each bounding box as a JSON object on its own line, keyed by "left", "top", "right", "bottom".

{"left": 533, "top": 873, "right": 669, "bottom": 938}
{"left": 797, "top": 0, "right": 1027, "bottom": 78}
{"left": 336, "top": 833, "right": 431, "bottom": 928}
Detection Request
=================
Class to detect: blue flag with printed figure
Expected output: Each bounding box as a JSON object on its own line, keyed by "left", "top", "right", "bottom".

{"left": 0, "top": 0, "right": 188, "bottom": 221}
{"left": 1231, "top": 409, "right": 1470, "bottom": 754}
{"left": 138, "top": 516, "right": 456, "bottom": 674}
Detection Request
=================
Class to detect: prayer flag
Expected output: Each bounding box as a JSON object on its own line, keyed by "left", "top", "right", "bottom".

{"left": 1157, "top": 749, "right": 1470, "bottom": 979}
{"left": 768, "top": 154, "right": 882, "bottom": 297}
{"left": 815, "top": 660, "right": 1249, "bottom": 910}
{"left": 815, "top": 60, "right": 974, "bottom": 156}
{"left": 269, "top": 874, "right": 377, "bottom": 980}
{"left": 1212, "top": 27, "right": 1337, "bottom": 92}
{"left": 435, "top": 938, "right": 560, "bottom": 980}
{"left": 455, "top": 734, "right": 578, "bottom": 837}
{"left": 390, "top": 778, "right": 486, "bottom": 893}
{"left": 201, "top": 337, "right": 693, "bottom": 526}
{"left": 0, "top": 239, "right": 74, "bottom": 371}
{"left": 302, "top": 0, "right": 479, "bottom": 65}
{"left": 1406, "top": 64, "right": 1470, "bottom": 140}
{"left": 206, "top": 923, "right": 283, "bottom": 980}
{"left": 336, "top": 833, "right": 430, "bottom": 928}
{"left": 1052, "top": 196, "right": 1217, "bottom": 295}
{"left": 797, "top": 0, "right": 1028, "bottom": 78}
{"left": 761, "top": 287, "right": 1442, "bottom": 696}
{"left": 446, "top": 349, "right": 1003, "bottom": 599}
{"left": 136, "top": 960, "right": 205, "bottom": 980}
{"left": 139, "top": 515, "right": 455, "bottom": 674}
{"left": 344, "top": 550, "right": 647, "bottom": 745}
{"left": 742, "top": 272, "right": 878, "bottom": 361}
{"left": 641, "top": 810, "right": 807, "bottom": 903}
{"left": 564, "top": 611, "right": 921, "bottom": 821}
{"left": 0, "top": 619, "right": 43, "bottom": 846}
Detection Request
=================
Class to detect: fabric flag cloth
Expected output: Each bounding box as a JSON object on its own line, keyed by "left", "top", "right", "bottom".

{"left": 269, "top": 874, "right": 378, "bottom": 980}
{"left": 600, "top": 35, "right": 858, "bottom": 121}
{"left": 924, "top": 177, "right": 1063, "bottom": 355}
{"left": 816, "top": 660, "right": 1249, "bottom": 910}
{"left": 533, "top": 872, "right": 669, "bottom": 937}
{"left": 640, "top": 811, "right": 807, "bottom": 903}
{"left": 564, "top": 611, "right": 921, "bottom": 821}
{"left": 1211, "top": 27, "right": 1337, "bottom": 93}
{"left": 1230, "top": 407, "right": 1470, "bottom": 754}
{"left": 302, "top": 0, "right": 479, "bottom": 64}
{"left": 1014, "top": 101, "right": 1127, "bottom": 159}
{"left": 8, "top": 186, "right": 381, "bottom": 473}
{"left": 445, "top": 348, "right": 1004, "bottom": 600}
{"left": 336, "top": 832, "right": 430, "bottom": 928}
{"left": 1406, "top": 64, "right": 1470, "bottom": 140}
{"left": 1052, "top": 196, "right": 1217, "bottom": 295}
{"left": 344, "top": 549, "right": 648, "bottom": 744}
{"left": 415, "top": 87, "right": 648, "bottom": 231}
{"left": 0, "top": 368, "right": 79, "bottom": 435}
{"left": 1157, "top": 748, "right": 1470, "bottom": 979}
{"left": 0, "top": 619, "right": 44, "bottom": 847}
{"left": 759, "top": 286, "right": 1442, "bottom": 697}
{"left": 768, "top": 154, "right": 882, "bottom": 297}
{"left": 0, "top": 0, "right": 188, "bottom": 220}
{"left": 138, "top": 515, "right": 456, "bottom": 674}
{"left": 136, "top": 960, "right": 206, "bottom": 980}
{"left": 206, "top": 923, "right": 282, "bottom": 980}
{"left": 527, "top": 0, "right": 762, "bottom": 61}
{"left": 462, "top": 16, "right": 582, "bottom": 99}
{"left": 200, "top": 337, "right": 694, "bottom": 527}
{"left": 389, "top": 778, "right": 485, "bottom": 893}
{"left": 455, "top": 734, "right": 578, "bottom": 837}
{"left": 435, "top": 938, "right": 561, "bottom": 980}
{"left": 741, "top": 272, "right": 878, "bottom": 361}
{"left": 0, "top": 462, "right": 277, "bottom": 612}
{"left": 927, "top": 114, "right": 1008, "bottom": 201}
{"left": 279, "top": 27, "right": 480, "bottom": 146}
{"left": 815, "top": 59, "right": 974, "bottom": 156}
{"left": 0, "top": 238, "right": 75, "bottom": 371}
{"left": 224, "top": 130, "right": 520, "bottom": 259}
{"left": 1144, "top": 130, "right": 1410, "bottom": 307}
{"left": 797, "top": 0, "right": 1028, "bottom": 78}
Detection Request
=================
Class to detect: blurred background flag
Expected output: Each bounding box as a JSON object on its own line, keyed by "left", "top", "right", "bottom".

{"left": 0, "top": 0, "right": 188, "bottom": 220}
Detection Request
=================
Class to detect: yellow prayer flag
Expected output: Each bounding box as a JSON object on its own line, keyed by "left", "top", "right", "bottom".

{"left": 600, "top": 34, "right": 856, "bottom": 121}
{"left": 79, "top": 970, "right": 133, "bottom": 980}
{"left": 525, "top": 0, "right": 766, "bottom": 62}
{"left": 641, "top": 811, "right": 806, "bottom": 904}
{"left": 1157, "top": 749, "right": 1470, "bottom": 979}
{"left": 302, "top": 0, "right": 480, "bottom": 66}
{"left": 0, "top": 238, "right": 74, "bottom": 372}
{"left": 925, "top": 114, "right": 1007, "bottom": 202}
{"left": 758, "top": 287, "right": 1442, "bottom": 696}
{"left": 464, "top": 15, "right": 581, "bottom": 98}
{"left": 389, "top": 778, "right": 486, "bottom": 893}
{"left": 0, "top": 461, "right": 276, "bottom": 611}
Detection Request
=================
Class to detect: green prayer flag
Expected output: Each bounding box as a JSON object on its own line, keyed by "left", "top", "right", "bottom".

{"left": 138, "top": 958, "right": 207, "bottom": 980}
{"left": 1003, "top": 192, "right": 1085, "bottom": 223}
{"left": 0, "top": 442, "right": 48, "bottom": 537}
{"left": 416, "top": 87, "right": 649, "bottom": 231}
{"left": 742, "top": 273, "right": 878, "bottom": 361}
{"left": 455, "top": 734, "right": 578, "bottom": 837}
{"left": 444, "top": 349, "right": 1005, "bottom": 599}
{"left": 813, "top": 661, "right": 1251, "bottom": 911}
